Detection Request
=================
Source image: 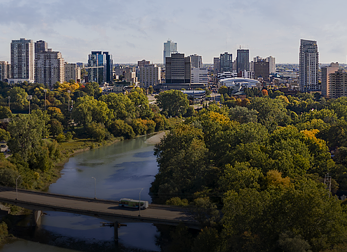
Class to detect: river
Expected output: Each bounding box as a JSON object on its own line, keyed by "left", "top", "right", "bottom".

{"left": 0, "top": 136, "right": 166, "bottom": 252}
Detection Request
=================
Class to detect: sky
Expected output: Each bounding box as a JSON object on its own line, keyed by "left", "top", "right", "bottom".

{"left": 0, "top": 0, "right": 347, "bottom": 64}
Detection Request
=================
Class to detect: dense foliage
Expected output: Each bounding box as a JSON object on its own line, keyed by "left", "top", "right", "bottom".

{"left": 152, "top": 91, "right": 347, "bottom": 252}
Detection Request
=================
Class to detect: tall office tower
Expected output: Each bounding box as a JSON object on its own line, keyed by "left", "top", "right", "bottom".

{"left": 321, "top": 62, "right": 339, "bottom": 97}
{"left": 328, "top": 69, "right": 347, "bottom": 98}
{"left": 87, "top": 51, "right": 113, "bottom": 84}
{"left": 254, "top": 60, "right": 269, "bottom": 81}
{"left": 189, "top": 54, "right": 203, "bottom": 68}
{"left": 220, "top": 52, "right": 233, "bottom": 72}
{"left": 191, "top": 67, "right": 208, "bottom": 84}
{"left": 35, "top": 40, "right": 48, "bottom": 54}
{"left": 163, "top": 40, "right": 177, "bottom": 65}
{"left": 103, "top": 52, "right": 113, "bottom": 84}
{"left": 65, "top": 63, "right": 81, "bottom": 83}
{"left": 138, "top": 60, "right": 150, "bottom": 68}
{"left": 165, "top": 53, "right": 191, "bottom": 83}
{"left": 139, "top": 64, "right": 161, "bottom": 88}
{"left": 0, "top": 61, "right": 10, "bottom": 81}
{"left": 213, "top": 57, "right": 220, "bottom": 74}
{"left": 236, "top": 49, "right": 249, "bottom": 73}
{"left": 35, "top": 49, "right": 65, "bottom": 87}
{"left": 299, "top": 39, "right": 319, "bottom": 92}
{"left": 11, "top": 38, "right": 34, "bottom": 81}
{"left": 266, "top": 56, "right": 276, "bottom": 73}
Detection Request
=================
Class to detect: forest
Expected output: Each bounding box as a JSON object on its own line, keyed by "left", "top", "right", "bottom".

{"left": 151, "top": 88, "right": 347, "bottom": 252}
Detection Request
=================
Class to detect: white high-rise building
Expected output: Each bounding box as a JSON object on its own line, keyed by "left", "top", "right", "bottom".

{"left": 139, "top": 64, "right": 161, "bottom": 88}
{"left": 266, "top": 56, "right": 276, "bottom": 73}
{"left": 163, "top": 40, "right": 177, "bottom": 65}
{"left": 299, "top": 39, "right": 319, "bottom": 92}
{"left": 11, "top": 38, "right": 35, "bottom": 82}
{"left": 191, "top": 68, "right": 208, "bottom": 84}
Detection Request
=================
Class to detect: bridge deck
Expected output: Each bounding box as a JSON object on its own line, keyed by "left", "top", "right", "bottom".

{"left": 0, "top": 188, "right": 199, "bottom": 228}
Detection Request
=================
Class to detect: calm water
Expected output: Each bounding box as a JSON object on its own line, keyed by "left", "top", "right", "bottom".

{"left": 0, "top": 137, "right": 164, "bottom": 252}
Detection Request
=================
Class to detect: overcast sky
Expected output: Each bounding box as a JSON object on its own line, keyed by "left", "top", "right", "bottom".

{"left": 0, "top": 0, "right": 346, "bottom": 64}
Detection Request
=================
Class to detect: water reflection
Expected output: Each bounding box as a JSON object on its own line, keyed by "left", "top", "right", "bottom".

{"left": 0, "top": 137, "right": 163, "bottom": 252}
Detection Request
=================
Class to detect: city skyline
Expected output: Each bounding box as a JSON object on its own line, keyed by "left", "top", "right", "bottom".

{"left": 1, "top": 0, "right": 347, "bottom": 64}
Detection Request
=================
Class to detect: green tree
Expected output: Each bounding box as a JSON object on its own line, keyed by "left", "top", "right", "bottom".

{"left": 156, "top": 90, "right": 189, "bottom": 117}
{"left": 86, "top": 122, "right": 108, "bottom": 142}
{"left": 99, "top": 93, "right": 136, "bottom": 120}
{"left": 128, "top": 88, "right": 153, "bottom": 119}
{"left": 72, "top": 96, "right": 113, "bottom": 127}
{"left": 0, "top": 106, "right": 11, "bottom": 119}
{"left": 7, "top": 87, "right": 29, "bottom": 111}
{"left": 7, "top": 114, "right": 45, "bottom": 161}
{"left": 108, "top": 120, "right": 135, "bottom": 139}
{"left": 49, "top": 119, "right": 63, "bottom": 137}
{"left": 0, "top": 129, "right": 10, "bottom": 142}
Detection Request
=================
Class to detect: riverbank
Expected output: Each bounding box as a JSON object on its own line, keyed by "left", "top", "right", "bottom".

{"left": 145, "top": 131, "right": 167, "bottom": 145}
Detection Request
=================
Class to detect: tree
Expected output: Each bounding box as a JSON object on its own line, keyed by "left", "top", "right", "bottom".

{"left": 222, "top": 180, "right": 347, "bottom": 251}
{"left": 7, "top": 87, "right": 29, "bottom": 111}
{"left": 108, "top": 120, "right": 135, "bottom": 139}
{"left": 127, "top": 88, "right": 153, "bottom": 119}
{"left": 0, "top": 106, "right": 11, "bottom": 119}
{"left": 151, "top": 124, "right": 213, "bottom": 200}
{"left": 7, "top": 114, "right": 45, "bottom": 161}
{"left": 148, "top": 85, "right": 154, "bottom": 94}
{"left": 72, "top": 96, "right": 113, "bottom": 127}
{"left": 229, "top": 106, "right": 258, "bottom": 124}
{"left": 49, "top": 119, "right": 63, "bottom": 137}
{"left": 86, "top": 122, "right": 108, "bottom": 142}
{"left": 156, "top": 90, "right": 189, "bottom": 117}
{"left": 0, "top": 129, "right": 10, "bottom": 142}
{"left": 99, "top": 93, "right": 136, "bottom": 120}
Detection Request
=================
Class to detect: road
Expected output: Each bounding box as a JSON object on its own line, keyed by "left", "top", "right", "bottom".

{"left": 0, "top": 187, "right": 199, "bottom": 228}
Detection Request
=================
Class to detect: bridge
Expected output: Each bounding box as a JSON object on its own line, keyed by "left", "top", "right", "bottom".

{"left": 0, "top": 187, "right": 200, "bottom": 242}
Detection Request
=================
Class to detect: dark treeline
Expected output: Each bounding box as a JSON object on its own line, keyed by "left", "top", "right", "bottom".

{"left": 151, "top": 90, "right": 347, "bottom": 252}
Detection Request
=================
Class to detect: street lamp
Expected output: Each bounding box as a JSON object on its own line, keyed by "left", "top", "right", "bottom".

{"left": 44, "top": 89, "right": 47, "bottom": 111}
{"left": 91, "top": 177, "right": 96, "bottom": 199}
{"left": 16, "top": 175, "right": 21, "bottom": 200}
{"left": 27, "top": 95, "right": 32, "bottom": 114}
{"left": 67, "top": 90, "right": 71, "bottom": 112}
{"left": 138, "top": 188, "right": 143, "bottom": 217}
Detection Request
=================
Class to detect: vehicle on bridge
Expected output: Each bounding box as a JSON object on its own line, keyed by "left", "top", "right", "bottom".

{"left": 119, "top": 198, "right": 149, "bottom": 210}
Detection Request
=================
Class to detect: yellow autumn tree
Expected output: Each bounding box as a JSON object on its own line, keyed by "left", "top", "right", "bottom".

{"left": 265, "top": 170, "right": 291, "bottom": 188}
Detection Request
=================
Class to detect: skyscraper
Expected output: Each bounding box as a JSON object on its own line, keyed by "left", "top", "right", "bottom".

{"left": 189, "top": 54, "right": 203, "bottom": 68}
{"left": 11, "top": 38, "right": 35, "bottom": 81}
{"left": 65, "top": 63, "right": 81, "bottom": 83}
{"left": 139, "top": 64, "right": 161, "bottom": 88}
{"left": 35, "top": 48, "right": 65, "bottom": 87}
{"left": 87, "top": 51, "right": 113, "bottom": 85}
{"left": 299, "top": 39, "right": 319, "bottom": 92}
{"left": 220, "top": 52, "right": 233, "bottom": 72}
{"left": 163, "top": 40, "right": 177, "bottom": 65}
{"left": 0, "top": 61, "right": 10, "bottom": 82}
{"left": 213, "top": 57, "right": 220, "bottom": 74}
{"left": 236, "top": 49, "right": 249, "bottom": 73}
{"left": 165, "top": 53, "right": 191, "bottom": 83}
{"left": 321, "top": 62, "right": 339, "bottom": 97}
{"left": 254, "top": 60, "right": 269, "bottom": 81}
{"left": 35, "top": 40, "right": 48, "bottom": 54}
{"left": 328, "top": 69, "right": 347, "bottom": 99}
{"left": 266, "top": 56, "right": 276, "bottom": 73}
